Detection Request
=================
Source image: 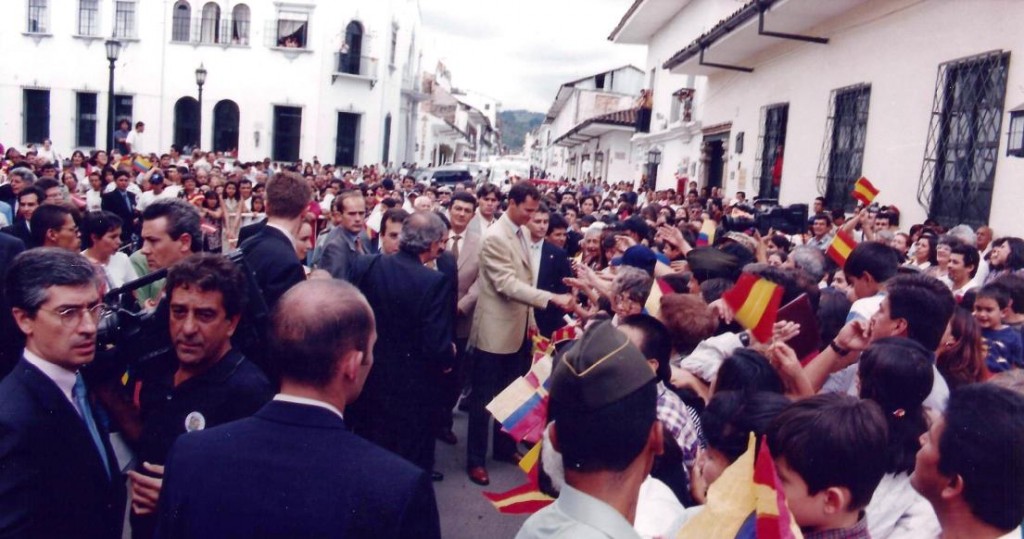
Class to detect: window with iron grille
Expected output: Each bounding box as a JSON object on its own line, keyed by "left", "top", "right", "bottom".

{"left": 24, "top": 89, "right": 50, "bottom": 144}
{"left": 113, "top": 0, "right": 137, "bottom": 39}
{"left": 274, "top": 106, "right": 303, "bottom": 162}
{"left": 817, "top": 84, "right": 871, "bottom": 212}
{"left": 78, "top": 0, "right": 99, "bottom": 36}
{"left": 230, "top": 4, "right": 250, "bottom": 45}
{"left": 76, "top": 92, "right": 98, "bottom": 148}
{"left": 753, "top": 103, "right": 789, "bottom": 200}
{"left": 199, "top": 2, "right": 220, "bottom": 43}
{"left": 918, "top": 50, "right": 1009, "bottom": 227}
{"left": 267, "top": 10, "right": 309, "bottom": 49}
{"left": 27, "top": 0, "right": 48, "bottom": 33}
{"left": 171, "top": 1, "right": 190, "bottom": 42}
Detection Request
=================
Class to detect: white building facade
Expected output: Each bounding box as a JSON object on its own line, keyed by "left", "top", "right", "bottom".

{"left": 540, "top": 65, "right": 645, "bottom": 183}
{"left": 612, "top": 0, "right": 1024, "bottom": 229}
{"left": 2, "top": 0, "right": 426, "bottom": 167}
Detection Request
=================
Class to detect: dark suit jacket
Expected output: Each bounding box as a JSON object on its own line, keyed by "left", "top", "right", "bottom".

{"left": 0, "top": 234, "right": 25, "bottom": 377}
{"left": 0, "top": 184, "right": 15, "bottom": 211}
{"left": 0, "top": 359, "right": 125, "bottom": 538}
{"left": 535, "top": 241, "right": 573, "bottom": 337}
{"left": 1, "top": 220, "right": 33, "bottom": 249}
{"left": 318, "top": 226, "right": 362, "bottom": 280}
{"left": 155, "top": 400, "right": 441, "bottom": 539}
{"left": 236, "top": 219, "right": 267, "bottom": 245}
{"left": 350, "top": 252, "right": 454, "bottom": 408}
{"left": 239, "top": 224, "right": 305, "bottom": 311}
{"left": 100, "top": 189, "right": 138, "bottom": 241}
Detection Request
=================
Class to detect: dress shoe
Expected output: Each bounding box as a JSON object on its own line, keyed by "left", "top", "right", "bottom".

{"left": 467, "top": 466, "right": 490, "bottom": 486}
{"left": 431, "top": 471, "right": 444, "bottom": 482}
{"left": 436, "top": 429, "right": 458, "bottom": 446}
{"left": 493, "top": 451, "right": 525, "bottom": 465}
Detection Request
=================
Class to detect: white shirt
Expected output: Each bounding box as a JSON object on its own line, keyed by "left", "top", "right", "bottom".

{"left": 266, "top": 221, "right": 297, "bottom": 245}
{"left": 529, "top": 238, "right": 543, "bottom": 286}
{"left": 23, "top": 348, "right": 79, "bottom": 415}
{"left": 137, "top": 189, "right": 177, "bottom": 212}
{"left": 125, "top": 129, "right": 148, "bottom": 155}
{"left": 272, "top": 394, "right": 343, "bottom": 420}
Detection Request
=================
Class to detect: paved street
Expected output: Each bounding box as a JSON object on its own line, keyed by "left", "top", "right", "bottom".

{"left": 433, "top": 411, "right": 529, "bottom": 538}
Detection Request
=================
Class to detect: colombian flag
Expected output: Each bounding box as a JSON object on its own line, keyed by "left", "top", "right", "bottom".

{"left": 677, "top": 435, "right": 802, "bottom": 539}
{"left": 132, "top": 156, "right": 153, "bottom": 173}
{"left": 826, "top": 229, "right": 857, "bottom": 268}
{"left": 697, "top": 218, "right": 717, "bottom": 247}
{"left": 644, "top": 277, "right": 675, "bottom": 319}
{"left": 852, "top": 177, "right": 879, "bottom": 206}
{"left": 722, "top": 273, "right": 783, "bottom": 343}
{"left": 482, "top": 442, "right": 554, "bottom": 514}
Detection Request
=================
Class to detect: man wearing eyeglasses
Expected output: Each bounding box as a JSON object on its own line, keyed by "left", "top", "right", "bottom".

{"left": 0, "top": 248, "right": 125, "bottom": 538}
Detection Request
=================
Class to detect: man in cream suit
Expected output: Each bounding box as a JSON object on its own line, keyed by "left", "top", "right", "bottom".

{"left": 465, "top": 182, "right": 574, "bottom": 486}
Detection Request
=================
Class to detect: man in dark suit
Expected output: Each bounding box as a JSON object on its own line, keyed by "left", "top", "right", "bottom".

{"left": 0, "top": 233, "right": 25, "bottom": 379}
{"left": 155, "top": 279, "right": 441, "bottom": 538}
{"left": 239, "top": 171, "right": 309, "bottom": 311}
{"left": 101, "top": 170, "right": 139, "bottom": 243}
{"left": 530, "top": 209, "right": 573, "bottom": 338}
{"left": 348, "top": 211, "right": 455, "bottom": 478}
{"left": 1, "top": 186, "right": 42, "bottom": 248}
{"left": 0, "top": 248, "right": 126, "bottom": 538}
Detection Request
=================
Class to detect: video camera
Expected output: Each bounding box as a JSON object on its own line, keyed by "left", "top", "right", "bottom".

{"left": 721, "top": 199, "right": 808, "bottom": 236}
{"left": 89, "top": 249, "right": 271, "bottom": 381}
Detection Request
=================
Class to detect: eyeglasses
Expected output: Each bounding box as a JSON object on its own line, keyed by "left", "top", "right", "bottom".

{"left": 40, "top": 304, "right": 111, "bottom": 327}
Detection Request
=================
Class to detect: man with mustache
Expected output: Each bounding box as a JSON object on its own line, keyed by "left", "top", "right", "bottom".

{"left": 0, "top": 248, "right": 125, "bottom": 538}
{"left": 127, "top": 253, "right": 273, "bottom": 539}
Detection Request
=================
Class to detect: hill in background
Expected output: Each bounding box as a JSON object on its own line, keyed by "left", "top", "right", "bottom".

{"left": 498, "top": 110, "right": 545, "bottom": 154}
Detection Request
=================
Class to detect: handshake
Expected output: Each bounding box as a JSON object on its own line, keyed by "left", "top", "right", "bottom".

{"left": 549, "top": 293, "right": 577, "bottom": 312}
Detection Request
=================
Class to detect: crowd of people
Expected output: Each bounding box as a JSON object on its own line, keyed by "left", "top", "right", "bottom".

{"left": 0, "top": 139, "right": 1022, "bottom": 539}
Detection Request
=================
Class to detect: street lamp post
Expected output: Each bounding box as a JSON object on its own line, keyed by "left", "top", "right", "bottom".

{"left": 195, "top": 63, "right": 207, "bottom": 151}
{"left": 105, "top": 39, "right": 122, "bottom": 153}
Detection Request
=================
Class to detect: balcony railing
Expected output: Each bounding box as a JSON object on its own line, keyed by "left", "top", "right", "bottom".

{"left": 333, "top": 53, "right": 378, "bottom": 86}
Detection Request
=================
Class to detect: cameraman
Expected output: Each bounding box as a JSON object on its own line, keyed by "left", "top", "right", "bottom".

{"left": 126, "top": 253, "right": 273, "bottom": 539}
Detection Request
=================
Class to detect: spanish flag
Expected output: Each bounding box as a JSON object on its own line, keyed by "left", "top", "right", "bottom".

{"left": 697, "top": 218, "right": 717, "bottom": 247}
{"left": 482, "top": 442, "right": 554, "bottom": 514}
{"left": 722, "top": 273, "right": 783, "bottom": 343}
{"left": 644, "top": 277, "right": 675, "bottom": 319}
{"left": 852, "top": 177, "right": 879, "bottom": 206}
{"left": 677, "top": 435, "right": 802, "bottom": 539}
{"left": 826, "top": 229, "right": 857, "bottom": 268}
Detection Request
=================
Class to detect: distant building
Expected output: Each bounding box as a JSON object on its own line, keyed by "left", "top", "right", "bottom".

{"left": 611, "top": 0, "right": 1024, "bottom": 229}
{"left": 538, "top": 65, "right": 645, "bottom": 183}
{"left": 2, "top": 0, "right": 426, "bottom": 166}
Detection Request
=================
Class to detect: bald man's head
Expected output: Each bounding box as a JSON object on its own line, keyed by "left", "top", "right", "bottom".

{"left": 271, "top": 280, "right": 374, "bottom": 388}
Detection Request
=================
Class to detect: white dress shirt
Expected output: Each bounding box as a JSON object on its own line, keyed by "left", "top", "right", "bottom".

{"left": 528, "top": 238, "right": 543, "bottom": 286}
{"left": 272, "top": 394, "right": 344, "bottom": 420}
{"left": 23, "top": 348, "right": 80, "bottom": 415}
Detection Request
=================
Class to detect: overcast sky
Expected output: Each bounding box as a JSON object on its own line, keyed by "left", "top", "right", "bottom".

{"left": 420, "top": 0, "right": 647, "bottom": 113}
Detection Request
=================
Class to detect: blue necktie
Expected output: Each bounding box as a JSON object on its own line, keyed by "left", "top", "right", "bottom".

{"left": 73, "top": 374, "right": 111, "bottom": 480}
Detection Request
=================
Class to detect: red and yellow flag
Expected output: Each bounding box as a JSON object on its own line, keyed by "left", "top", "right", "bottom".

{"left": 697, "top": 218, "right": 717, "bottom": 247}
{"left": 722, "top": 273, "right": 783, "bottom": 343}
{"left": 852, "top": 177, "right": 879, "bottom": 206}
{"left": 677, "top": 435, "right": 802, "bottom": 539}
{"left": 826, "top": 229, "right": 858, "bottom": 268}
{"left": 482, "top": 442, "right": 554, "bottom": 514}
{"left": 644, "top": 277, "right": 675, "bottom": 319}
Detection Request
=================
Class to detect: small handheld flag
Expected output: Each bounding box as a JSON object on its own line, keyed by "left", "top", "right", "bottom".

{"left": 826, "top": 229, "right": 858, "bottom": 268}
{"left": 132, "top": 156, "right": 153, "bottom": 173}
{"left": 697, "top": 218, "right": 717, "bottom": 247}
{"left": 644, "top": 277, "right": 675, "bottom": 319}
{"left": 852, "top": 177, "right": 879, "bottom": 206}
{"left": 482, "top": 443, "right": 554, "bottom": 514}
{"left": 721, "top": 273, "right": 783, "bottom": 343}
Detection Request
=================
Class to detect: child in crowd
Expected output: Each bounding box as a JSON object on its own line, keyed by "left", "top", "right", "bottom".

{"left": 973, "top": 284, "right": 1023, "bottom": 373}
{"left": 767, "top": 393, "right": 889, "bottom": 539}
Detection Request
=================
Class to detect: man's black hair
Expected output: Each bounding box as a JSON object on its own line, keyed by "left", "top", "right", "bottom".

{"left": 844, "top": 241, "right": 899, "bottom": 283}
{"left": 767, "top": 393, "right": 888, "bottom": 511}
{"left": 508, "top": 182, "right": 540, "bottom": 205}
{"left": 716, "top": 349, "right": 784, "bottom": 395}
{"left": 703, "top": 391, "right": 790, "bottom": 463}
{"left": 141, "top": 199, "right": 202, "bottom": 252}
{"left": 451, "top": 191, "right": 477, "bottom": 209}
{"left": 166, "top": 253, "right": 249, "bottom": 318}
{"left": 547, "top": 212, "right": 569, "bottom": 236}
{"left": 30, "top": 204, "right": 73, "bottom": 247}
{"left": 886, "top": 273, "right": 955, "bottom": 351}
{"left": 939, "top": 384, "right": 1024, "bottom": 531}
{"left": 618, "top": 314, "right": 672, "bottom": 384}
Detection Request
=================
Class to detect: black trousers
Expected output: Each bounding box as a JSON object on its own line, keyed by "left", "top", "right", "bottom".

{"left": 437, "top": 337, "right": 470, "bottom": 431}
{"left": 466, "top": 342, "right": 529, "bottom": 469}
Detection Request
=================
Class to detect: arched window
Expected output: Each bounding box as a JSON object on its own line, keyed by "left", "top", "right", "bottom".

{"left": 230, "top": 3, "right": 249, "bottom": 45}
{"left": 213, "top": 100, "right": 240, "bottom": 153}
{"left": 200, "top": 2, "right": 220, "bottom": 43}
{"left": 340, "top": 21, "right": 364, "bottom": 75}
{"left": 171, "top": 1, "right": 190, "bottom": 42}
{"left": 173, "top": 97, "right": 200, "bottom": 150}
